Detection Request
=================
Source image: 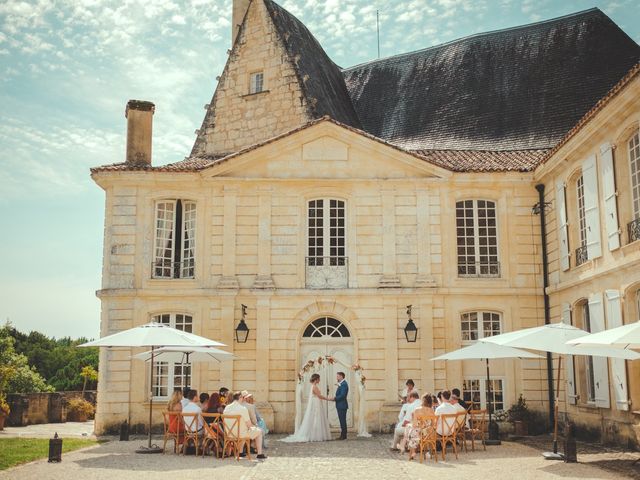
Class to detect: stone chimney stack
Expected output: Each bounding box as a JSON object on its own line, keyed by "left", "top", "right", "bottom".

{"left": 125, "top": 100, "right": 155, "bottom": 166}
{"left": 232, "top": 0, "right": 251, "bottom": 45}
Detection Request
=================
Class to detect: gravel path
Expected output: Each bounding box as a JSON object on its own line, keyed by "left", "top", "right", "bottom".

{"left": 0, "top": 434, "right": 634, "bottom": 480}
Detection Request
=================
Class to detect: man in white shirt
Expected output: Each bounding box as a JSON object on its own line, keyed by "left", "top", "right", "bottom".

{"left": 182, "top": 389, "right": 204, "bottom": 433}
{"left": 224, "top": 391, "right": 267, "bottom": 460}
{"left": 180, "top": 387, "right": 190, "bottom": 408}
{"left": 391, "top": 391, "right": 420, "bottom": 450}
{"left": 435, "top": 390, "right": 458, "bottom": 435}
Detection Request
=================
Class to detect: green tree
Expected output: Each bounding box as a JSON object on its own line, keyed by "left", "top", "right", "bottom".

{"left": 0, "top": 325, "right": 53, "bottom": 394}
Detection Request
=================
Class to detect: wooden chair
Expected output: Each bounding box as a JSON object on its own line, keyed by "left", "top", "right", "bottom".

{"left": 181, "top": 412, "right": 201, "bottom": 456}
{"left": 415, "top": 414, "right": 438, "bottom": 463}
{"left": 162, "top": 411, "right": 185, "bottom": 454}
{"left": 222, "top": 414, "right": 251, "bottom": 461}
{"left": 454, "top": 410, "right": 469, "bottom": 453}
{"left": 466, "top": 409, "right": 487, "bottom": 452}
{"left": 201, "top": 413, "right": 222, "bottom": 458}
{"left": 437, "top": 413, "right": 459, "bottom": 461}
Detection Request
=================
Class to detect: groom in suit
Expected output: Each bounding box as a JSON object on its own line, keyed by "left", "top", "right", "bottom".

{"left": 331, "top": 372, "right": 349, "bottom": 440}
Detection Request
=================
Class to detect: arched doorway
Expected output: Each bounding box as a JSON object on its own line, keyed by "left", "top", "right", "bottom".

{"left": 300, "top": 317, "right": 354, "bottom": 429}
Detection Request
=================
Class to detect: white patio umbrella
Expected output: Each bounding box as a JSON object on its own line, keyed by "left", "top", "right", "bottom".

{"left": 432, "top": 341, "right": 543, "bottom": 444}
{"left": 79, "top": 322, "right": 226, "bottom": 453}
{"left": 566, "top": 321, "right": 640, "bottom": 350}
{"left": 133, "top": 346, "right": 236, "bottom": 387}
{"left": 484, "top": 322, "right": 640, "bottom": 458}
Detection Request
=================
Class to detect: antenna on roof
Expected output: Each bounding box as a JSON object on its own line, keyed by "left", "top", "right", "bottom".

{"left": 376, "top": 10, "right": 380, "bottom": 58}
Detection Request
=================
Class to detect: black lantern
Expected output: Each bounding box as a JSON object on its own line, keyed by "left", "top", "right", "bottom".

{"left": 48, "top": 432, "right": 63, "bottom": 463}
{"left": 235, "top": 304, "right": 249, "bottom": 343}
{"left": 404, "top": 305, "right": 418, "bottom": 343}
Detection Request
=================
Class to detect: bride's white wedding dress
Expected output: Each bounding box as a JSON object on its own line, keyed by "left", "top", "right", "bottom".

{"left": 280, "top": 386, "right": 332, "bottom": 442}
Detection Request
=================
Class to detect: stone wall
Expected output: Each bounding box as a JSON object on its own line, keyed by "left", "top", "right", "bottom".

{"left": 7, "top": 391, "right": 97, "bottom": 427}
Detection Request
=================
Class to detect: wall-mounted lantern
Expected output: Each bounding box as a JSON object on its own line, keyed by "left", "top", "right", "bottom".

{"left": 404, "top": 304, "right": 418, "bottom": 343}
{"left": 235, "top": 304, "right": 249, "bottom": 343}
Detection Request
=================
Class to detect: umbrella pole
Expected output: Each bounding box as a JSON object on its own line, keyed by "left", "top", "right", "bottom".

{"left": 544, "top": 355, "right": 564, "bottom": 460}
{"left": 136, "top": 345, "right": 162, "bottom": 454}
{"left": 485, "top": 358, "right": 501, "bottom": 445}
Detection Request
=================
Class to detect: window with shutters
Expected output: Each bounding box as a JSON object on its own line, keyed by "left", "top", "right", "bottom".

{"left": 575, "top": 175, "right": 589, "bottom": 266}
{"left": 152, "top": 200, "right": 196, "bottom": 279}
{"left": 305, "top": 198, "right": 348, "bottom": 288}
{"left": 461, "top": 311, "right": 502, "bottom": 344}
{"left": 456, "top": 200, "right": 500, "bottom": 277}
{"left": 575, "top": 301, "right": 596, "bottom": 404}
{"left": 628, "top": 131, "right": 640, "bottom": 243}
{"left": 151, "top": 313, "right": 192, "bottom": 398}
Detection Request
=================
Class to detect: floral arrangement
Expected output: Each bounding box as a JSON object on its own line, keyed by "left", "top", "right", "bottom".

{"left": 296, "top": 356, "right": 367, "bottom": 387}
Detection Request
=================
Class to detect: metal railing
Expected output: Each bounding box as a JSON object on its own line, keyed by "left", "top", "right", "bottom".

{"left": 575, "top": 245, "right": 589, "bottom": 267}
{"left": 457, "top": 260, "right": 500, "bottom": 278}
{"left": 151, "top": 259, "right": 195, "bottom": 279}
{"left": 628, "top": 217, "right": 640, "bottom": 244}
{"left": 305, "top": 256, "right": 348, "bottom": 289}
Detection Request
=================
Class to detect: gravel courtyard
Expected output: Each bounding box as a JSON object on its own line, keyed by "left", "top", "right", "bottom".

{"left": 1, "top": 434, "right": 637, "bottom": 480}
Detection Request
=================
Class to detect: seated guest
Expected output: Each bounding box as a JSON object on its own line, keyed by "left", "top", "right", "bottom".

{"left": 436, "top": 391, "right": 443, "bottom": 405}
{"left": 392, "top": 391, "right": 421, "bottom": 451}
{"left": 181, "top": 387, "right": 191, "bottom": 408}
{"left": 240, "top": 390, "right": 258, "bottom": 426}
{"left": 205, "top": 392, "right": 223, "bottom": 415}
{"left": 223, "top": 391, "right": 267, "bottom": 460}
{"left": 167, "top": 389, "right": 185, "bottom": 440}
{"left": 451, "top": 393, "right": 466, "bottom": 413}
{"left": 219, "top": 387, "right": 230, "bottom": 406}
{"left": 406, "top": 394, "right": 435, "bottom": 460}
{"left": 244, "top": 392, "right": 269, "bottom": 448}
{"left": 435, "top": 390, "right": 457, "bottom": 435}
{"left": 451, "top": 388, "right": 467, "bottom": 409}
{"left": 400, "top": 379, "right": 419, "bottom": 404}
{"left": 182, "top": 389, "right": 204, "bottom": 434}
{"left": 199, "top": 392, "right": 210, "bottom": 410}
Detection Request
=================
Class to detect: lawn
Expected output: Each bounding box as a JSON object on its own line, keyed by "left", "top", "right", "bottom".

{"left": 0, "top": 437, "right": 99, "bottom": 470}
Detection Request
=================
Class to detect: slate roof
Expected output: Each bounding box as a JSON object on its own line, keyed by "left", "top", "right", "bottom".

{"left": 413, "top": 149, "right": 549, "bottom": 173}
{"left": 343, "top": 8, "right": 639, "bottom": 151}
{"left": 263, "top": 0, "right": 361, "bottom": 128}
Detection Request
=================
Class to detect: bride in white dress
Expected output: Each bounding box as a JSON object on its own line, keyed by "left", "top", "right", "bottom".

{"left": 281, "top": 373, "right": 332, "bottom": 442}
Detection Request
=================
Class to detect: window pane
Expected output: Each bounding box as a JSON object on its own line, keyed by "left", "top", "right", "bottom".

{"left": 153, "top": 201, "right": 176, "bottom": 278}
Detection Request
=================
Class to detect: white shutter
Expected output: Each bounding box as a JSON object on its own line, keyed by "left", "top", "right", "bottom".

{"left": 600, "top": 144, "right": 620, "bottom": 251}
{"left": 582, "top": 155, "right": 602, "bottom": 259}
{"left": 588, "top": 293, "right": 610, "bottom": 408}
{"left": 561, "top": 303, "right": 577, "bottom": 405}
{"left": 556, "top": 182, "right": 570, "bottom": 271}
{"left": 605, "top": 290, "right": 629, "bottom": 410}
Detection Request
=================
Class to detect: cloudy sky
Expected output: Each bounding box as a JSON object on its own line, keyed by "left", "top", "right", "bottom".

{"left": 0, "top": 0, "right": 638, "bottom": 339}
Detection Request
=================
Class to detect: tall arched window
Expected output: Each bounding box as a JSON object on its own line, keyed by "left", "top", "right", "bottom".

{"left": 456, "top": 200, "right": 499, "bottom": 277}
{"left": 151, "top": 313, "right": 192, "bottom": 398}
{"left": 153, "top": 200, "right": 196, "bottom": 279}
{"left": 628, "top": 131, "right": 640, "bottom": 243}
{"left": 306, "top": 199, "right": 347, "bottom": 288}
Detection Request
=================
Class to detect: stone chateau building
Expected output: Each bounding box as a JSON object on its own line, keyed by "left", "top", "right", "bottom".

{"left": 91, "top": 0, "right": 640, "bottom": 443}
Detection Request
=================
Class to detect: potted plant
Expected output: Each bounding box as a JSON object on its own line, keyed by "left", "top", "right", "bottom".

{"left": 0, "top": 394, "right": 9, "bottom": 430}
{"left": 66, "top": 397, "right": 95, "bottom": 422}
{"left": 508, "top": 395, "right": 531, "bottom": 436}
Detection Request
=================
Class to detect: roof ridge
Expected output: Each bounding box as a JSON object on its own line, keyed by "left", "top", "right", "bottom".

{"left": 343, "top": 7, "right": 604, "bottom": 72}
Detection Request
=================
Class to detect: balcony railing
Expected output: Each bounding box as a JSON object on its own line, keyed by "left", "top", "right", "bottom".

{"left": 628, "top": 218, "right": 640, "bottom": 244}
{"left": 151, "top": 259, "right": 195, "bottom": 279}
{"left": 305, "top": 256, "right": 348, "bottom": 289}
{"left": 457, "top": 260, "right": 500, "bottom": 278}
{"left": 575, "top": 245, "right": 589, "bottom": 267}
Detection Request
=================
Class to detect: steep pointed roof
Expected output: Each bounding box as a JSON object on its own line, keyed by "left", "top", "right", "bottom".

{"left": 263, "top": 0, "right": 361, "bottom": 127}
{"left": 343, "top": 8, "right": 639, "bottom": 151}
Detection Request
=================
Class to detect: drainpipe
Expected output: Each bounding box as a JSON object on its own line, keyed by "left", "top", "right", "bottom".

{"left": 535, "top": 183, "right": 556, "bottom": 429}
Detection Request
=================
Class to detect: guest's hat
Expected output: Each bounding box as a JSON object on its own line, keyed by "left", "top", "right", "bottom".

{"left": 241, "top": 390, "right": 252, "bottom": 398}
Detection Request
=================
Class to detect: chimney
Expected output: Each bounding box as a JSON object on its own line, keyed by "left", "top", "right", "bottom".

{"left": 125, "top": 100, "right": 155, "bottom": 166}
{"left": 232, "top": 0, "right": 251, "bottom": 46}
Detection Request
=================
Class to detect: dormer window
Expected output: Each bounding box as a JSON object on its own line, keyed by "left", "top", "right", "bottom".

{"left": 249, "top": 71, "right": 264, "bottom": 94}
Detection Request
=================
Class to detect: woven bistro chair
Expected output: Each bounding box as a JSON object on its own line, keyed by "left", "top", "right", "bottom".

{"left": 181, "top": 412, "right": 201, "bottom": 456}
{"left": 222, "top": 414, "right": 251, "bottom": 461}
{"left": 415, "top": 413, "right": 438, "bottom": 463}
{"left": 437, "top": 413, "right": 459, "bottom": 461}
{"left": 201, "top": 413, "right": 223, "bottom": 458}
{"left": 162, "top": 411, "right": 184, "bottom": 454}
{"left": 466, "top": 409, "right": 488, "bottom": 452}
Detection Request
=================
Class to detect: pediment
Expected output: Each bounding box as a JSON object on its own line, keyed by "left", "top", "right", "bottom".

{"left": 200, "top": 120, "right": 451, "bottom": 180}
